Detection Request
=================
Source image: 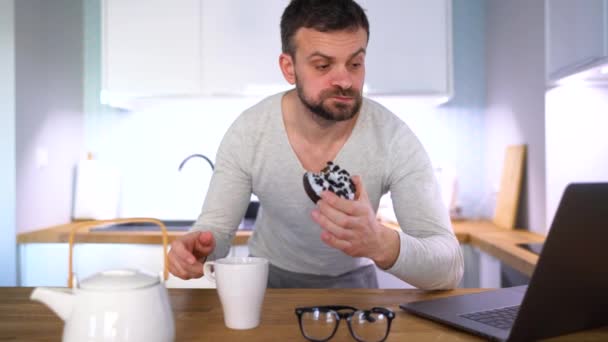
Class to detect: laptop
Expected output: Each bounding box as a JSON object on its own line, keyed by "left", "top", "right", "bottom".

{"left": 400, "top": 183, "right": 608, "bottom": 341}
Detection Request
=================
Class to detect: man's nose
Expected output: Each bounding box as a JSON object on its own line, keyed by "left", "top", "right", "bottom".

{"left": 330, "top": 66, "right": 353, "bottom": 90}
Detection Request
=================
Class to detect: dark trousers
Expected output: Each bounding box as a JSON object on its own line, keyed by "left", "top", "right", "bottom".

{"left": 267, "top": 263, "right": 378, "bottom": 288}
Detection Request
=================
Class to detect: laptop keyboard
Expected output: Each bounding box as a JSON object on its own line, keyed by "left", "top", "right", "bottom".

{"left": 460, "top": 305, "right": 520, "bottom": 330}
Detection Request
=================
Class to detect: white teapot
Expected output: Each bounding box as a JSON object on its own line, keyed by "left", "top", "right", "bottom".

{"left": 31, "top": 269, "right": 175, "bottom": 342}
{"left": 30, "top": 218, "right": 175, "bottom": 342}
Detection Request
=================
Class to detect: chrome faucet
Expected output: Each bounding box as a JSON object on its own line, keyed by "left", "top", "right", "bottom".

{"left": 178, "top": 154, "right": 215, "bottom": 172}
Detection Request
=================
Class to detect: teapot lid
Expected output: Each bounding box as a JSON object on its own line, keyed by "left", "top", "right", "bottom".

{"left": 79, "top": 269, "right": 160, "bottom": 291}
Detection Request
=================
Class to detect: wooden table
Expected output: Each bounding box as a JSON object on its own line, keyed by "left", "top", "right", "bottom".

{"left": 1, "top": 288, "right": 606, "bottom": 341}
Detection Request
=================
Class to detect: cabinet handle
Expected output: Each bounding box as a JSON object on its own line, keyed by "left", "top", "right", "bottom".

{"left": 67, "top": 218, "right": 169, "bottom": 288}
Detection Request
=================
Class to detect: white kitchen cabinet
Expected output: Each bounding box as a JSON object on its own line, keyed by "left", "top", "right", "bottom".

{"left": 199, "top": 0, "right": 291, "bottom": 96}
{"left": 360, "top": 0, "right": 453, "bottom": 98}
{"left": 102, "top": 0, "right": 203, "bottom": 98}
{"left": 101, "top": 0, "right": 291, "bottom": 100}
{"left": 200, "top": 0, "right": 452, "bottom": 98}
{"left": 19, "top": 243, "right": 214, "bottom": 288}
{"left": 101, "top": 0, "right": 452, "bottom": 100}
{"left": 545, "top": 0, "right": 608, "bottom": 83}
{"left": 20, "top": 243, "right": 487, "bottom": 289}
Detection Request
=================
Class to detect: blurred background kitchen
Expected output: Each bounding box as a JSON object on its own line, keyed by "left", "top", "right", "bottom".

{"left": 1, "top": 0, "right": 607, "bottom": 287}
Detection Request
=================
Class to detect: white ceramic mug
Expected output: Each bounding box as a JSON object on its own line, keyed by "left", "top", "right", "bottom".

{"left": 203, "top": 257, "right": 269, "bottom": 330}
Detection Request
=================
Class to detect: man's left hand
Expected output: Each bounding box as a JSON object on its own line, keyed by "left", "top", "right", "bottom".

{"left": 311, "top": 175, "right": 400, "bottom": 270}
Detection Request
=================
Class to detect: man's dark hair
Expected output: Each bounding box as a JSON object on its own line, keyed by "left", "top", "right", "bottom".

{"left": 280, "top": 0, "right": 369, "bottom": 57}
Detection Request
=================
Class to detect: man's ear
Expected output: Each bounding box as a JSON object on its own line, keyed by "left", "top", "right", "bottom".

{"left": 279, "top": 53, "right": 296, "bottom": 85}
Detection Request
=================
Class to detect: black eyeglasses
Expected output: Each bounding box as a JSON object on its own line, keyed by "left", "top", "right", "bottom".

{"left": 295, "top": 305, "right": 395, "bottom": 342}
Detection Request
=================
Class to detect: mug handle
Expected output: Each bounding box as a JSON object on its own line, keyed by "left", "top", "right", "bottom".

{"left": 203, "top": 261, "right": 216, "bottom": 283}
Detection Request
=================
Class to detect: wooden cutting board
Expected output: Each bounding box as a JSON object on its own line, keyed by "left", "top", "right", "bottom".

{"left": 493, "top": 145, "right": 526, "bottom": 229}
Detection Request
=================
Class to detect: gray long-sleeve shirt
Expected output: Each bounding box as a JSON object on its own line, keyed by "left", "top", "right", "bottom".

{"left": 192, "top": 91, "right": 464, "bottom": 289}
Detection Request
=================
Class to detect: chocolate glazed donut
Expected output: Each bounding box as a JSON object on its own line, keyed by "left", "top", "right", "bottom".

{"left": 303, "top": 161, "right": 357, "bottom": 204}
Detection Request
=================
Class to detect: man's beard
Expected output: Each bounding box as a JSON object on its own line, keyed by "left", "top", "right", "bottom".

{"left": 295, "top": 77, "right": 362, "bottom": 122}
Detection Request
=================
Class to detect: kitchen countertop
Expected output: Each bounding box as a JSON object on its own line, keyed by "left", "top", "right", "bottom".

{"left": 17, "top": 219, "right": 545, "bottom": 277}
{"left": 2, "top": 287, "right": 605, "bottom": 341}
{"left": 17, "top": 221, "right": 252, "bottom": 246}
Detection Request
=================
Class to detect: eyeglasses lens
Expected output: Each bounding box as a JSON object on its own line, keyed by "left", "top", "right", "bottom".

{"left": 301, "top": 310, "right": 338, "bottom": 341}
{"left": 350, "top": 310, "right": 389, "bottom": 342}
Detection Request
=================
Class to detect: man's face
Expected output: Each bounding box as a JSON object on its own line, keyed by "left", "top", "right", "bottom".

{"left": 291, "top": 27, "right": 367, "bottom": 122}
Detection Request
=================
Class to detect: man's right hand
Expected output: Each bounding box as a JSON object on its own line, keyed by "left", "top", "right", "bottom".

{"left": 168, "top": 231, "right": 215, "bottom": 280}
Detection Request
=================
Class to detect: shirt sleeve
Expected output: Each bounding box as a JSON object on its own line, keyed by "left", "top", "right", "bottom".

{"left": 382, "top": 130, "right": 464, "bottom": 290}
{"left": 190, "top": 117, "right": 252, "bottom": 261}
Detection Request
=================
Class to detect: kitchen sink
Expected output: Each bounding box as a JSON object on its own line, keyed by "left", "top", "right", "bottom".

{"left": 89, "top": 218, "right": 255, "bottom": 232}
{"left": 89, "top": 220, "right": 194, "bottom": 232}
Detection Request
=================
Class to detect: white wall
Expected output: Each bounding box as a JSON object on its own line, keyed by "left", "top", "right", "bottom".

{"left": 0, "top": 0, "right": 17, "bottom": 286}
{"left": 15, "top": 0, "right": 86, "bottom": 233}
{"left": 545, "top": 85, "right": 608, "bottom": 227}
{"left": 485, "top": 0, "right": 547, "bottom": 233}
{"left": 97, "top": 97, "right": 261, "bottom": 220}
